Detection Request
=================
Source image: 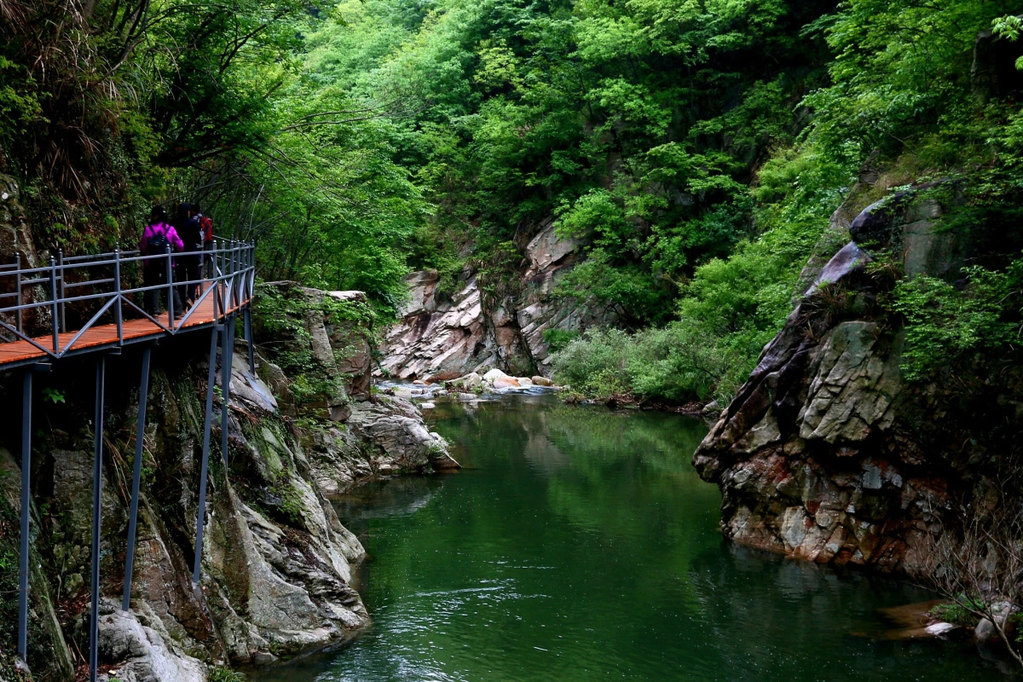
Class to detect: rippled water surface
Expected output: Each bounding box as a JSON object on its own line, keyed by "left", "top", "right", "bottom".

{"left": 252, "top": 396, "right": 1008, "bottom": 680}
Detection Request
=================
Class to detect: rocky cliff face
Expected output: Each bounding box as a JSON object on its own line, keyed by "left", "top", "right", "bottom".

{"left": 380, "top": 220, "right": 619, "bottom": 380}
{"left": 0, "top": 283, "right": 454, "bottom": 681}
{"left": 693, "top": 186, "right": 1022, "bottom": 579}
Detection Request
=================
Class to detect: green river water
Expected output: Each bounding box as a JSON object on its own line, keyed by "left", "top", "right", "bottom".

{"left": 253, "top": 395, "right": 1009, "bottom": 680}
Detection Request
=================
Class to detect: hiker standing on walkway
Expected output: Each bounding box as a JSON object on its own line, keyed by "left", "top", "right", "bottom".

{"left": 197, "top": 206, "right": 215, "bottom": 278}
{"left": 140, "top": 205, "right": 184, "bottom": 315}
{"left": 175, "top": 202, "right": 204, "bottom": 307}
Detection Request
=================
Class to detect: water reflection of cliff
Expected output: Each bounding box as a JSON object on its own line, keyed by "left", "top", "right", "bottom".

{"left": 686, "top": 544, "right": 1002, "bottom": 680}
{"left": 333, "top": 476, "right": 445, "bottom": 533}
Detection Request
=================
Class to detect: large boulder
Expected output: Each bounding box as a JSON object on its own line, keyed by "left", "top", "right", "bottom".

{"left": 379, "top": 273, "right": 491, "bottom": 379}
{"left": 693, "top": 185, "right": 1013, "bottom": 578}
{"left": 348, "top": 395, "right": 460, "bottom": 473}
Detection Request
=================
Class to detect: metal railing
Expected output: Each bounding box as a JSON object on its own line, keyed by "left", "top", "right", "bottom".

{"left": 0, "top": 238, "right": 255, "bottom": 362}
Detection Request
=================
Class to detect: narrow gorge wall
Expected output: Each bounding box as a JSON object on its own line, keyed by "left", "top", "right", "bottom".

{"left": 380, "top": 220, "right": 619, "bottom": 380}
{"left": 693, "top": 186, "right": 1023, "bottom": 580}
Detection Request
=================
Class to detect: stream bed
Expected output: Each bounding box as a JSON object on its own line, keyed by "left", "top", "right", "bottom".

{"left": 253, "top": 395, "right": 1008, "bottom": 680}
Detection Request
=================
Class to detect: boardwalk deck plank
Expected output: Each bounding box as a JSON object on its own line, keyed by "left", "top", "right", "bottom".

{"left": 0, "top": 284, "right": 251, "bottom": 367}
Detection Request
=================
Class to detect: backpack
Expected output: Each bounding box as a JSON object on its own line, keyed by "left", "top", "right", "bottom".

{"left": 199, "top": 215, "right": 214, "bottom": 243}
{"left": 180, "top": 217, "right": 203, "bottom": 252}
{"left": 146, "top": 225, "right": 170, "bottom": 256}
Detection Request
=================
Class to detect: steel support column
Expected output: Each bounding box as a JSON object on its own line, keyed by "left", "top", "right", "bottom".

{"left": 220, "top": 315, "right": 235, "bottom": 466}
{"left": 18, "top": 370, "right": 32, "bottom": 661}
{"left": 243, "top": 306, "right": 255, "bottom": 373}
{"left": 89, "top": 356, "right": 106, "bottom": 682}
{"left": 192, "top": 326, "right": 220, "bottom": 584}
{"left": 122, "top": 345, "right": 152, "bottom": 610}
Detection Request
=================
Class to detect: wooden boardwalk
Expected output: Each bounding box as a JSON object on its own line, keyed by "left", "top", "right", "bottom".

{"left": 4, "top": 241, "right": 256, "bottom": 682}
{"left": 0, "top": 241, "right": 255, "bottom": 371}
{"left": 0, "top": 284, "right": 250, "bottom": 369}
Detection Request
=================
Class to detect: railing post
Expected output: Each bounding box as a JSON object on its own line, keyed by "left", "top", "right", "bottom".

{"left": 165, "top": 245, "right": 174, "bottom": 323}
{"left": 220, "top": 315, "right": 234, "bottom": 465}
{"left": 15, "top": 253, "right": 23, "bottom": 334}
{"left": 211, "top": 244, "right": 220, "bottom": 321}
{"left": 193, "top": 327, "right": 220, "bottom": 584}
{"left": 114, "top": 249, "right": 123, "bottom": 344}
{"left": 248, "top": 243, "right": 256, "bottom": 303}
{"left": 236, "top": 243, "right": 243, "bottom": 307}
{"left": 216, "top": 244, "right": 225, "bottom": 317}
{"left": 227, "top": 244, "right": 235, "bottom": 310}
{"left": 235, "top": 244, "right": 243, "bottom": 308}
{"left": 49, "top": 256, "right": 59, "bottom": 353}
{"left": 57, "top": 249, "right": 66, "bottom": 333}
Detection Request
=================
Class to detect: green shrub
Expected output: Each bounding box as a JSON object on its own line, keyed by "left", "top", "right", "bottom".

{"left": 550, "top": 329, "right": 630, "bottom": 397}
{"left": 550, "top": 324, "right": 735, "bottom": 403}
{"left": 208, "top": 667, "right": 246, "bottom": 682}
{"left": 929, "top": 598, "right": 983, "bottom": 627}
{"left": 626, "top": 323, "right": 733, "bottom": 402}
{"left": 891, "top": 260, "right": 1023, "bottom": 381}
{"left": 541, "top": 328, "right": 579, "bottom": 353}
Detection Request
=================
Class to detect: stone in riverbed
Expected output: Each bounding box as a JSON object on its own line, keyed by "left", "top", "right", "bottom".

{"left": 975, "top": 601, "right": 1017, "bottom": 645}
{"left": 925, "top": 622, "right": 956, "bottom": 637}
{"left": 448, "top": 372, "right": 483, "bottom": 391}
{"left": 483, "top": 368, "right": 513, "bottom": 384}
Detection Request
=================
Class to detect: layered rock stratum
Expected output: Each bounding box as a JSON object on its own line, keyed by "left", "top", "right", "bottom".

{"left": 380, "top": 220, "right": 618, "bottom": 380}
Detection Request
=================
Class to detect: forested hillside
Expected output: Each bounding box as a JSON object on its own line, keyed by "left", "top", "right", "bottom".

{"left": 3, "top": 0, "right": 1023, "bottom": 403}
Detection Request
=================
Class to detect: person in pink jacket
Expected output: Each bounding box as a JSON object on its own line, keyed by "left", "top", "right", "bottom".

{"left": 140, "top": 205, "right": 185, "bottom": 315}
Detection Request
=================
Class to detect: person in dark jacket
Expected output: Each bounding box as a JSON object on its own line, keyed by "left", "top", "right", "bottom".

{"left": 175, "top": 202, "right": 204, "bottom": 307}
{"left": 140, "top": 205, "right": 184, "bottom": 315}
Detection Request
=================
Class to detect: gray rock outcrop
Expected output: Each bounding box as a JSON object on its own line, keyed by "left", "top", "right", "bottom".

{"left": 380, "top": 219, "right": 619, "bottom": 379}
{"left": 693, "top": 185, "right": 1016, "bottom": 578}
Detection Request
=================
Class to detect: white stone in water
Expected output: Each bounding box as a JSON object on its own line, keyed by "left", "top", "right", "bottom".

{"left": 926, "top": 622, "right": 956, "bottom": 637}
{"left": 420, "top": 402, "right": 436, "bottom": 409}
{"left": 483, "top": 368, "right": 512, "bottom": 383}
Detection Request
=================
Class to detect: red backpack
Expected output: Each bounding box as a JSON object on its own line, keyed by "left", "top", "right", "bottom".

{"left": 200, "top": 215, "right": 214, "bottom": 243}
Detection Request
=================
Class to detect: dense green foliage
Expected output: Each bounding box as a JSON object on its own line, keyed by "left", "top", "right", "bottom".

{"left": 308, "top": 0, "right": 837, "bottom": 322}
{"left": 892, "top": 263, "right": 1023, "bottom": 382}
{"left": 3, "top": 0, "right": 1023, "bottom": 401}
{"left": 551, "top": 0, "right": 1023, "bottom": 402}
{"left": 0, "top": 0, "right": 425, "bottom": 308}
